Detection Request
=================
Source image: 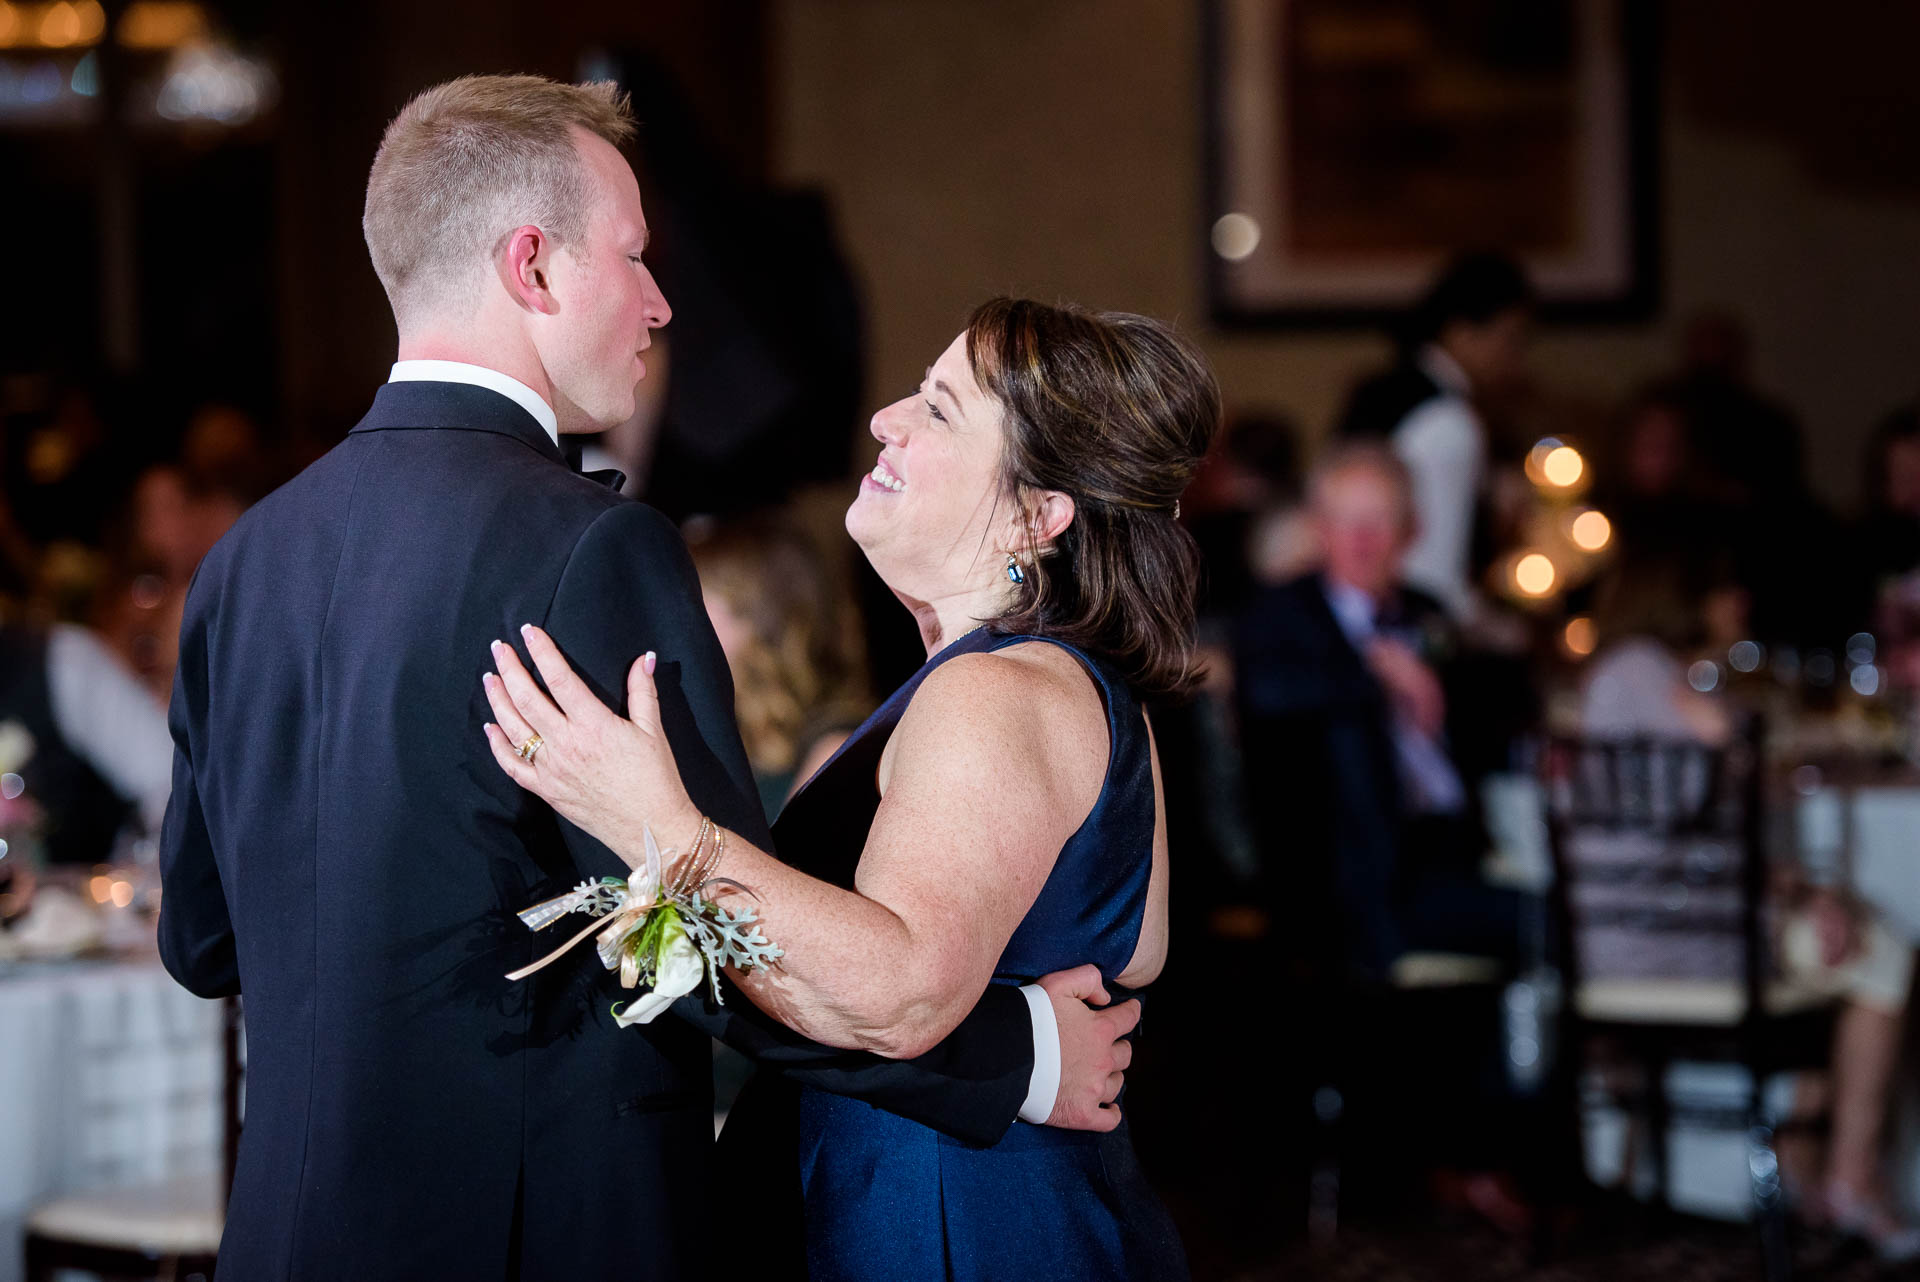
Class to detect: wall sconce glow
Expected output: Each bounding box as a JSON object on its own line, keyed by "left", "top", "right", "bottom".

{"left": 1542, "top": 446, "right": 1584, "bottom": 488}
{"left": 36, "top": 0, "right": 104, "bottom": 47}
{"left": 0, "top": 4, "right": 20, "bottom": 46}
{"left": 1211, "top": 212, "right": 1261, "bottom": 262}
{"left": 119, "top": 1, "right": 207, "bottom": 50}
{"left": 1514, "top": 552, "right": 1556, "bottom": 597}
{"left": 1563, "top": 615, "right": 1596, "bottom": 658}
{"left": 1570, "top": 509, "right": 1611, "bottom": 552}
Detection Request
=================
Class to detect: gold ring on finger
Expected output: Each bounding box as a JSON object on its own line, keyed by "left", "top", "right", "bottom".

{"left": 517, "top": 734, "right": 544, "bottom": 765}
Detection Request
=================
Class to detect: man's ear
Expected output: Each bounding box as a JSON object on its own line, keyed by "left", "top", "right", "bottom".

{"left": 499, "top": 224, "right": 558, "bottom": 314}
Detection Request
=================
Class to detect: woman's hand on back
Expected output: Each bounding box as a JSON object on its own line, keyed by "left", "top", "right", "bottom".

{"left": 483, "top": 624, "right": 702, "bottom": 873}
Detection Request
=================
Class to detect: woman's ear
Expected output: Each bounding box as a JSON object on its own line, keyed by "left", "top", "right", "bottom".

{"left": 1027, "top": 490, "right": 1075, "bottom": 554}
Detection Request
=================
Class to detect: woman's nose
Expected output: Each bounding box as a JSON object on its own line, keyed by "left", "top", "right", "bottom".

{"left": 870, "top": 398, "right": 911, "bottom": 445}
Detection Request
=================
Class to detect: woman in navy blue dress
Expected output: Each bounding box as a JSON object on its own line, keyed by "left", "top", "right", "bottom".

{"left": 483, "top": 297, "right": 1218, "bottom": 1281}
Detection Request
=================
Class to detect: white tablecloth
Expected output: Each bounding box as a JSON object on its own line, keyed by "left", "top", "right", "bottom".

{"left": 0, "top": 958, "right": 225, "bottom": 1282}
{"left": 1796, "top": 785, "right": 1920, "bottom": 943}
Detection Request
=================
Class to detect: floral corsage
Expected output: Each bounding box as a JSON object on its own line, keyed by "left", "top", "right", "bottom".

{"left": 505, "top": 819, "right": 783, "bottom": 1026}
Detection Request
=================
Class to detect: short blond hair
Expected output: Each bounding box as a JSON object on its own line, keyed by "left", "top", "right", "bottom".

{"left": 363, "top": 74, "right": 635, "bottom": 325}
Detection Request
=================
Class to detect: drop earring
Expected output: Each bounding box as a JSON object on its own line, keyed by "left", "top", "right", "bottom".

{"left": 1005, "top": 553, "right": 1026, "bottom": 586}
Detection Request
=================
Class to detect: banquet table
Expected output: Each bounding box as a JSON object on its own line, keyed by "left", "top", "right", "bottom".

{"left": 1482, "top": 769, "right": 1920, "bottom": 1221}
{"left": 0, "top": 956, "right": 225, "bottom": 1282}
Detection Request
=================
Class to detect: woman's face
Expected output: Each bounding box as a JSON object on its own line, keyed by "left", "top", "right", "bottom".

{"left": 846, "top": 332, "right": 1021, "bottom": 605}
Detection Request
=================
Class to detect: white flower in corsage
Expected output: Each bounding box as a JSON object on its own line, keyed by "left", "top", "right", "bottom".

{"left": 504, "top": 822, "right": 783, "bottom": 1027}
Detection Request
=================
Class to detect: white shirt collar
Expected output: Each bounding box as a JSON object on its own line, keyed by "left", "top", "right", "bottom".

{"left": 1416, "top": 344, "right": 1472, "bottom": 397}
{"left": 1322, "top": 578, "right": 1378, "bottom": 645}
{"left": 387, "top": 360, "right": 559, "bottom": 447}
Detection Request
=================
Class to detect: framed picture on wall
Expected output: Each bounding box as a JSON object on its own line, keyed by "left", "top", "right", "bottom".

{"left": 1204, "top": 0, "right": 1658, "bottom": 326}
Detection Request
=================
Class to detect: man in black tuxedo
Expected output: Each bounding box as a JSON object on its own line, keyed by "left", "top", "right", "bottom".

{"left": 158, "top": 75, "right": 1127, "bottom": 1281}
{"left": 1233, "top": 442, "right": 1524, "bottom": 978}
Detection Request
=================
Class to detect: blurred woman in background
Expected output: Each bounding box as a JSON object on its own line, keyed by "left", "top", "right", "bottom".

{"left": 689, "top": 515, "right": 871, "bottom": 821}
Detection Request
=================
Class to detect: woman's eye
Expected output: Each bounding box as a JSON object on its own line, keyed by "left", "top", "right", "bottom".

{"left": 926, "top": 401, "right": 946, "bottom": 423}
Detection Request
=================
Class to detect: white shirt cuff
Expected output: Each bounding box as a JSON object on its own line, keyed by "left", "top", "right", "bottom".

{"left": 1016, "top": 982, "right": 1061, "bottom": 1124}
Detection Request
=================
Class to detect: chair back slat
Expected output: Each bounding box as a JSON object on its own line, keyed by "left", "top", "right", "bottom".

{"left": 1539, "top": 723, "right": 1769, "bottom": 1019}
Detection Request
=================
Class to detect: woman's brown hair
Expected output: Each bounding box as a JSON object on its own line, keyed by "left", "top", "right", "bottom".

{"left": 965, "top": 297, "right": 1222, "bottom": 698}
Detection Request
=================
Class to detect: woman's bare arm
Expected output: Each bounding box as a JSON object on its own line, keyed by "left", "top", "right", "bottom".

{"left": 484, "top": 628, "right": 1106, "bottom": 1059}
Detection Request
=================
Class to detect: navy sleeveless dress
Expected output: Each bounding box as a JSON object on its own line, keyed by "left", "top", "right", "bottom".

{"left": 761, "top": 626, "right": 1187, "bottom": 1282}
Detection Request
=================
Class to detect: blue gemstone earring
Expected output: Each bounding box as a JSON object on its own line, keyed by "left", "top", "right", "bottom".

{"left": 1005, "top": 553, "right": 1026, "bottom": 586}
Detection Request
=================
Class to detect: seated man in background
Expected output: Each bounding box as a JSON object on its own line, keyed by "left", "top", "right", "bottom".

{"left": 1234, "top": 441, "right": 1526, "bottom": 978}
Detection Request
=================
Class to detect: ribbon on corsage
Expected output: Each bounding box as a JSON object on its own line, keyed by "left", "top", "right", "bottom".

{"left": 505, "top": 824, "right": 784, "bottom": 1026}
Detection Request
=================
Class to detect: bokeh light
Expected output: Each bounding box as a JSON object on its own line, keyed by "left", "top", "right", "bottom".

{"left": 1562, "top": 616, "right": 1596, "bottom": 658}
{"left": 1210, "top": 212, "right": 1261, "bottom": 261}
{"left": 1688, "top": 660, "right": 1721, "bottom": 693}
{"left": 1542, "top": 446, "right": 1584, "bottom": 488}
{"left": 1570, "top": 509, "right": 1611, "bottom": 552}
{"left": 1513, "top": 552, "right": 1556, "bottom": 597}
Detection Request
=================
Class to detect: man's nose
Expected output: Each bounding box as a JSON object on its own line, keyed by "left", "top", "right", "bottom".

{"left": 645, "top": 272, "right": 672, "bottom": 328}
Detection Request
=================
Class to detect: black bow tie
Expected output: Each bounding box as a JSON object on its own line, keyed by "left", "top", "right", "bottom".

{"left": 560, "top": 438, "right": 625, "bottom": 491}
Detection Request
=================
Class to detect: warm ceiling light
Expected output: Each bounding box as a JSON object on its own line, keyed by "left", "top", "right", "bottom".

{"left": 1570, "top": 509, "right": 1611, "bottom": 551}
{"left": 1514, "top": 552, "right": 1556, "bottom": 597}
{"left": 1542, "top": 446, "right": 1584, "bottom": 488}
{"left": 119, "top": 0, "right": 207, "bottom": 49}
{"left": 109, "top": 879, "right": 134, "bottom": 908}
{"left": 1563, "top": 615, "right": 1596, "bottom": 658}
{"left": 1211, "top": 212, "right": 1262, "bottom": 261}
{"left": 89, "top": 874, "right": 113, "bottom": 903}
{"left": 0, "top": 4, "right": 21, "bottom": 48}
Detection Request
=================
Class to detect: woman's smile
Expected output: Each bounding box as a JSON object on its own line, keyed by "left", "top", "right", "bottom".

{"left": 861, "top": 454, "right": 907, "bottom": 494}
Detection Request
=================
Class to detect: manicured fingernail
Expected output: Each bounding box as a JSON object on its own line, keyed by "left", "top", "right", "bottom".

{"left": 643, "top": 651, "right": 656, "bottom": 675}
{"left": 490, "top": 639, "right": 503, "bottom": 656}
{"left": 520, "top": 623, "right": 534, "bottom": 637}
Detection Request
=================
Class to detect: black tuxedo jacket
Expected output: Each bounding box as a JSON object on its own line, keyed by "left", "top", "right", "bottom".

{"left": 1232, "top": 572, "right": 1452, "bottom": 971}
{"left": 158, "top": 382, "right": 1034, "bottom": 1282}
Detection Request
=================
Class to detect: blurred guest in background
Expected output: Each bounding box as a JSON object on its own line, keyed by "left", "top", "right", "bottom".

{"left": 0, "top": 620, "right": 172, "bottom": 866}
{"left": 1857, "top": 402, "right": 1920, "bottom": 604}
{"left": 1672, "top": 311, "right": 1806, "bottom": 510}
{"left": 1599, "top": 383, "right": 1733, "bottom": 582}
{"left": 689, "top": 514, "right": 871, "bottom": 821}
{"left": 92, "top": 463, "right": 249, "bottom": 700}
{"left": 1579, "top": 554, "right": 1919, "bottom": 1258}
{"left": 1337, "top": 252, "right": 1535, "bottom": 626}
{"left": 1181, "top": 409, "right": 1304, "bottom": 624}
{"left": 1235, "top": 442, "right": 1525, "bottom": 976}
